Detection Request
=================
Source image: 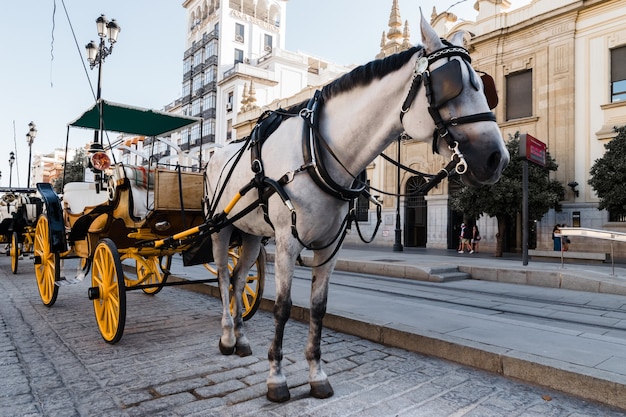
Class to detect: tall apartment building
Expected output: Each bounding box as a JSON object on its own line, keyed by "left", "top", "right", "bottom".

{"left": 164, "top": 0, "right": 349, "bottom": 169}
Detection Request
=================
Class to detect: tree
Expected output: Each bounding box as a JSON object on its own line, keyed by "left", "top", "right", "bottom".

{"left": 588, "top": 126, "right": 626, "bottom": 219}
{"left": 52, "top": 148, "right": 87, "bottom": 193}
{"left": 449, "top": 132, "right": 566, "bottom": 256}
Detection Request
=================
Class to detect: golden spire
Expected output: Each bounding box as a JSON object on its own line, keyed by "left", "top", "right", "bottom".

{"left": 386, "top": 0, "right": 402, "bottom": 41}
{"left": 248, "top": 80, "right": 258, "bottom": 109}
{"left": 241, "top": 82, "right": 249, "bottom": 111}
{"left": 402, "top": 20, "right": 411, "bottom": 48}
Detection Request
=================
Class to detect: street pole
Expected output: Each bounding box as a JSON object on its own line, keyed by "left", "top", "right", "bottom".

{"left": 393, "top": 137, "right": 403, "bottom": 252}
{"left": 522, "top": 159, "right": 529, "bottom": 266}
{"left": 26, "top": 121, "right": 36, "bottom": 188}
{"left": 8, "top": 152, "right": 15, "bottom": 188}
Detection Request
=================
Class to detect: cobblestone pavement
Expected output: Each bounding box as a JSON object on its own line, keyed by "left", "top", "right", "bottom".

{"left": 1, "top": 261, "right": 624, "bottom": 417}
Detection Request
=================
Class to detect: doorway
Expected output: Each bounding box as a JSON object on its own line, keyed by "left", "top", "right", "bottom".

{"left": 404, "top": 176, "right": 427, "bottom": 247}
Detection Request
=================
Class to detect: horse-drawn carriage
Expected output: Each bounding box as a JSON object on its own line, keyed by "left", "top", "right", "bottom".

{"left": 32, "top": 14, "right": 510, "bottom": 403}
{"left": 34, "top": 101, "right": 265, "bottom": 344}
{"left": 0, "top": 187, "right": 43, "bottom": 274}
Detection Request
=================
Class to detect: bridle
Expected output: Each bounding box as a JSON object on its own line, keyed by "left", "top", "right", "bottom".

{"left": 399, "top": 43, "right": 498, "bottom": 176}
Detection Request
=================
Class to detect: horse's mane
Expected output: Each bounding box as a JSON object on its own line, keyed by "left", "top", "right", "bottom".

{"left": 284, "top": 45, "right": 422, "bottom": 113}
{"left": 321, "top": 46, "right": 422, "bottom": 101}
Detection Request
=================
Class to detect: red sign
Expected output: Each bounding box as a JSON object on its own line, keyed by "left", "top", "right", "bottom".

{"left": 519, "top": 133, "right": 546, "bottom": 167}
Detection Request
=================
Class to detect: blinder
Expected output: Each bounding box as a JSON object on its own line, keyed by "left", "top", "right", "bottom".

{"left": 428, "top": 59, "right": 464, "bottom": 108}
{"left": 479, "top": 72, "right": 499, "bottom": 109}
{"left": 428, "top": 61, "right": 499, "bottom": 110}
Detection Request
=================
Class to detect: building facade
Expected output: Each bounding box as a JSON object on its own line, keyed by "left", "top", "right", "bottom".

{"left": 344, "top": 0, "right": 626, "bottom": 257}
{"left": 115, "top": 0, "right": 626, "bottom": 257}
{"left": 163, "top": 0, "right": 350, "bottom": 169}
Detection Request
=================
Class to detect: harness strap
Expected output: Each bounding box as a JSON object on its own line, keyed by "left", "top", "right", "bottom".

{"left": 301, "top": 90, "right": 366, "bottom": 201}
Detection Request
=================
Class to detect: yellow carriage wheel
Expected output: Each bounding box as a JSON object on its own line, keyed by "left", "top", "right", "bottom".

{"left": 91, "top": 238, "right": 126, "bottom": 344}
{"left": 33, "top": 215, "right": 59, "bottom": 306}
{"left": 141, "top": 255, "right": 171, "bottom": 295}
{"left": 10, "top": 231, "right": 20, "bottom": 274}
{"left": 203, "top": 246, "right": 266, "bottom": 321}
{"left": 229, "top": 246, "right": 266, "bottom": 321}
{"left": 121, "top": 254, "right": 170, "bottom": 295}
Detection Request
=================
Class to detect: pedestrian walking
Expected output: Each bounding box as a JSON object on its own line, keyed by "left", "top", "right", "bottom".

{"left": 458, "top": 223, "right": 472, "bottom": 253}
{"left": 552, "top": 224, "right": 561, "bottom": 251}
{"left": 471, "top": 225, "right": 481, "bottom": 253}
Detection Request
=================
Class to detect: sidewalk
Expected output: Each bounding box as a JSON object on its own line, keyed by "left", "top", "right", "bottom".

{"left": 255, "top": 244, "right": 626, "bottom": 411}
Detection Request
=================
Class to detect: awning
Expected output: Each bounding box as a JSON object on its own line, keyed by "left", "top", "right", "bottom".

{"left": 68, "top": 99, "right": 201, "bottom": 137}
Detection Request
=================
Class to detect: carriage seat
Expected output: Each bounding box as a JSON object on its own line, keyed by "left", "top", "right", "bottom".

{"left": 111, "top": 164, "right": 155, "bottom": 219}
{"left": 63, "top": 182, "right": 109, "bottom": 215}
{"left": 0, "top": 202, "right": 16, "bottom": 221}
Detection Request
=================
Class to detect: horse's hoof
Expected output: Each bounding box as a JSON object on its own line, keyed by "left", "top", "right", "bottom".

{"left": 236, "top": 343, "right": 252, "bottom": 357}
{"left": 310, "top": 380, "right": 334, "bottom": 399}
{"left": 218, "top": 339, "right": 235, "bottom": 355}
{"left": 267, "top": 382, "right": 290, "bottom": 403}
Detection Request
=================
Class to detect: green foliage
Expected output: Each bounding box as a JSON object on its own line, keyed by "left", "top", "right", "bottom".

{"left": 449, "top": 132, "right": 565, "bottom": 222}
{"left": 52, "top": 148, "right": 87, "bottom": 193}
{"left": 588, "top": 126, "right": 626, "bottom": 214}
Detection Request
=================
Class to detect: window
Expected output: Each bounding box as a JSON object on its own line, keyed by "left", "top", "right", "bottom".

{"left": 193, "top": 52, "right": 202, "bottom": 68}
{"left": 191, "top": 124, "right": 201, "bottom": 142}
{"left": 192, "top": 75, "right": 203, "bottom": 93}
{"left": 235, "top": 23, "right": 244, "bottom": 42}
{"left": 192, "top": 99, "right": 202, "bottom": 116}
{"left": 234, "top": 48, "right": 244, "bottom": 65}
{"left": 205, "top": 66, "right": 216, "bottom": 85}
{"left": 505, "top": 70, "right": 533, "bottom": 120}
{"left": 226, "top": 119, "right": 233, "bottom": 141}
{"left": 203, "top": 92, "right": 216, "bottom": 111}
{"left": 264, "top": 34, "right": 273, "bottom": 52}
{"left": 203, "top": 119, "right": 216, "bottom": 137}
{"left": 226, "top": 92, "right": 234, "bottom": 112}
{"left": 611, "top": 46, "right": 626, "bottom": 102}
{"left": 182, "top": 81, "right": 191, "bottom": 98}
{"left": 183, "top": 57, "right": 191, "bottom": 74}
{"left": 206, "top": 39, "right": 217, "bottom": 58}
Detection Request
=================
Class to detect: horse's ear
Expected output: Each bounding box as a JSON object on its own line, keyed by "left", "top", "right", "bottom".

{"left": 448, "top": 31, "right": 466, "bottom": 48}
{"left": 420, "top": 12, "right": 443, "bottom": 53}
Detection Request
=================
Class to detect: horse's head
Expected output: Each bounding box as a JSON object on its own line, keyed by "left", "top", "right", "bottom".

{"left": 401, "top": 14, "right": 509, "bottom": 187}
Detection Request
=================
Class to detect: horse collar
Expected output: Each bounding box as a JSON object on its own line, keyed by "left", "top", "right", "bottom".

{"left": 300, "top": 90, "right": 367, "bottom": 201}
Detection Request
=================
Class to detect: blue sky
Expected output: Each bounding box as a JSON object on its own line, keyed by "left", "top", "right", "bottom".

{"left": 0, "top": 0, "right": 518, "bottom": 187}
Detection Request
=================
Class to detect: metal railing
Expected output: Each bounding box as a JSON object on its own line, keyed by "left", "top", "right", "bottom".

{"left": 557, "top": 227, "right": 626, "bottom": 275}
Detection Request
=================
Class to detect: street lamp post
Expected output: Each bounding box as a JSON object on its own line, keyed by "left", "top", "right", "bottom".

{"left": 85, "top": 14, "right": 120, "bottom": 190}
{"left": 25, "top": 121, "right": 37, "bottom": 188}
{"left": 393, "top": 137, "right": 403, "bottom": 252}
{"left": 8, "top": 152, "right": 15, "bottom": 188}
{"left": 85, "top": 14, "right": 120, "bottom": 148}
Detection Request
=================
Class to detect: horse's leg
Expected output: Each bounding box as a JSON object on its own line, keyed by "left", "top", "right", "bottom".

{"left": 229, "top": 233, "right": 262, "bottom": 357}
{"left": 266, "top": 237, "right": 299, "bottom": 403}
{"left": 213, "top": 226, "right": 237, "bottom": 355}
{"left": 306, "top": 247, "right": 337, "bottom": 399}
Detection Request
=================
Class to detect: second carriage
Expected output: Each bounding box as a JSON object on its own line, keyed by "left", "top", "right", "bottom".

{"left": 34, "top": 101, "right": 266, "bottom": 344}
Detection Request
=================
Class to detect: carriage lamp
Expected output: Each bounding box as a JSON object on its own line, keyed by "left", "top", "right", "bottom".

{"left": 26, "top": 121, "right": 37, "bottom": 188}
{"left": 8, "top": 151, "right": 15, "bottom": 188}
{"left": 90, "top": 152, "right": 111, "bottom": 171}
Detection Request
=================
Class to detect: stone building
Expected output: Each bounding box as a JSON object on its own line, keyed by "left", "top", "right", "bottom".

{"left": 167, "top": 0, "right": 626, "bottom": 257}
{"left": 349, "top": 0, "right": 626, "bottom": 257}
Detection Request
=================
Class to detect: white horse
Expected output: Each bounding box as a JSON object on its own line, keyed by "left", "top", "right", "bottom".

{"left": 205, "top": 14, "right": 509, "bottom": 402}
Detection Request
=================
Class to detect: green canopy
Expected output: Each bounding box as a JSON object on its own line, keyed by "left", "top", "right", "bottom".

{"left": 68, "top": 99, "right": 201, "bottom": 137}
